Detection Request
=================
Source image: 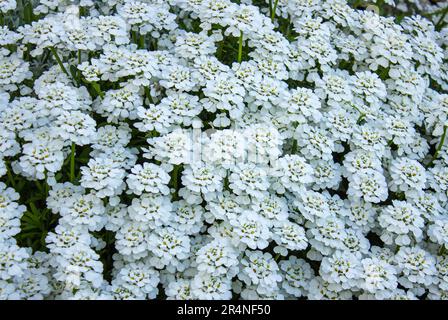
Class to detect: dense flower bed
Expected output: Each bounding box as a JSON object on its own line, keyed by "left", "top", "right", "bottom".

{"left": 1, "top": 0, "right": 448, "bottom": 300}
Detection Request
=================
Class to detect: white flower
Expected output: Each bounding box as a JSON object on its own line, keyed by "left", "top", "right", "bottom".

{"left": 205, "top": 191, "right": 249, "bottom": 221}
{"left": 230, "top": 211, "right": 271, "bottom": 250}
{"left": 126, "top": 163, "right": 171, "bottom": 196}
{"left": 45, "top": 224, "right": 91, "bottom": 254}
{"left": 351, "top": 123, "right": 388, "bottom": 157}
{"left": 147, "top": 226, "right": 190, "bottom": 271}
{"left": 343, "top": 149, "right": 382, "bottom": 178}
{"left": 3, "top": 0, "right": 448, "bottom": 301}
{"left": 202, "top": 129, "right": 246, "bottom": 169}
{"left": 128, "top": 193, "right": 172, "bottom": 227}
{"left": 0, "top": 54, "right": 32, "bottom": 91}
{"left": 293, "top": 189, "right": 331, "bottom": 222}
{"left": 191, "top": 273, "right": 232, "bottom": 300}
{"left": 115, "top": 222, "right": 149, "bottom": 258}
{"left": 315, "top": 69, "right": 353, "bottom": 106}
{"left": 239, "top": 250, "right": 282, "bottom": 295}
{"left": 272, "top": 220, "right": 308, "bottom": 256}
{"left": 342, "top": 200, "right": 376, "bottom": 233}
{"left": 80, "top": 157, "right": 125, "bottom": 198}
{"left": 251, "top": 194, "right": 289, "bottom": 226}
{"left": 91, "top": 124, "right": 131, "bottom": 151}
{"left": 320, "top": 251, "right": 362, "bottom": 291}
{"left": 174, "top": 31, "right": 218, "bottom": 59}
{"left": 295, "top": 124, "right": 335, "bottom": 161}
{"left": 0, "top": 242, "right": 29, "bottom": 281}
{"left": 347, "top": 169, "right": 388, "bottom": 203}
{"left": 17, "top": 140, "right": 64, "bottom": 180}
{"left": 196, "top": 239, "right": 239, "bottom": 277}
{"left": 54, "top": 111, "right": 97, "bottom": 145}
{"left": 202, "top": 73, "right": 246, "bottom": 118}
{"left": 271, "top": 155, "right": 313, "bottom": 193}
{"left": 160, "top": 64, "right": 197, "bottom": 92}
{"left": 0, "top": 127, "right": 20, "bottom": 158}
{"left": 158, "top": 91, "right": 202, "bottom": 126}
{"left": 360, "top": 257, "right": 398, "bottom": 299}
{"left": 389, "top": 157, "right": 426, "bottom": 195}
{"left": 378, "top": 201, "right": 424, "bottom": 246}
{"left": 135, "top": 103, "right": 173, "bottom": 134}
{"left": 95, "top": 84, "right": 143, "bottom": 123}
{"left": 307, "top": 276, "right": 352, "bottom": 300}
{"left": 307, "top": 217, "right": 347, "bottom": 255}
{"left": 104, "top": 202, "right": 128, "bottom": 232}
{"left": 428, "top": 218, "right": 448, "bottom": 247}
{"left": 115, "top": 261, "right": 160, "bottom": 297}
{"left": 59, "top": 193, "right": 106, "bottom": 231}
{"left": 311, "top": 159, "right": 342, "bottom": 191}
{"left": 145, "top": 129, "right": 193, "bottom": 165}
{"left": 279, "top": 256, "right": 313, "bottom": 298}
{"left": 395, "top": 246, "right": 437, "bottom": 289}
{"left": 0, "top": 183, "right": 26, "bottom": 240}
{"left": 165, "top": 279, "right": 193, "bottom": 300}
{"left": 181, "top": 164, "right": 225, "bottom": 198}
{"left": 229, "top": 163, "right": 269, "bottom": 199}
{"left": 171, "top": 200, "right": 205, "bottom": 235}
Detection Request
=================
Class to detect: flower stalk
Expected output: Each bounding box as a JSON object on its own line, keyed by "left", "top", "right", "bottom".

{"left": 237, "top": 31, "right": 243, "bottom": 63}
{"left": 6, "top": 162, "right": 16, "bottom": 189}
{"left": 23, "top": 0, "right": 33, "bottom": 24}
{"left": 271, "top": 0, "right": 279, "bottom": 23}
{"left": 427, "top": 125, "right": 448, "bottom": 167}
{"left": 50, "top": 47, "right": 69, "bottom": 76}
{"left": 70, "top": 142, "right": 76, "bottom": 183}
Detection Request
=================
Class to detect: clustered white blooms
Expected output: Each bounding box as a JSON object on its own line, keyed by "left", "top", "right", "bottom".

{"left": 1, "top": 0, "right": 448, "bottom": 301}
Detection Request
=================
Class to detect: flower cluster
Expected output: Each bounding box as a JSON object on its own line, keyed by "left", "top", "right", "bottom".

{"left": 1, "top": 0, "right": 448, "bottom": 300}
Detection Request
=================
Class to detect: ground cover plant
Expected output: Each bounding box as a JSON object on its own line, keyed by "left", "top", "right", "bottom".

{"left": 1, "top": 0, "right": 448, "bottom": 300}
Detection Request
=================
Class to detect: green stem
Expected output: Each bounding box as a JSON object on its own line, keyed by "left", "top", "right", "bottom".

{"left": 237, "top": 31, "right": 243, "bottom": 63}
{"left": 436, "top": 6, "right": 448, "bottom": 30}
{"left": 70, "top": 142, "right": 76, "bottom": 183}
{"left": 138, "top": 33, "right": 145, "bottom": 49}
{"left": 427, "top": 125, "right": 448, "bottom": 167}
{"left": 170, "top": 165, "right": 182, "bottom": 200}
{"left": 171, "top": 165, "right": 180, "bottom": 188}
{"left": 44, "top": 171, "right": 49, "bottom": 197}
{"left": 291, "top": 139, "right": 297, "bottom": 154}
{"left": 77, "top": 49, "right": 82, "bottom": 82}
{"left": 216, "top": 40, "right": 224, "bottom": 60}
{"left": 376, "top": 0, "right": 384, "bottom": 16}
{"left": 24, "top": 0, "right": 33, "bottom": 24}
{"left": 50, "top": 47, "right": 69, "bottom": 75}
{"left": 357, "top": 114, "right": 366, "bottom": 124}
{"left": 350, "top": 104, "right": 366, "bottom": 124}
{"left": 152, "top": 38, "right": 158, "bottom": 51}
{"left": 271, "top": 0, "right": 279, "bottom": 23}
{"left": 285, "top": 15, "right": 291, "bottom": 39}
{"left": 6, "top": 162, "right": 16, "bottom": 189}
{"left": 17, "top": 0, "right": 24, "bottom": 22}
{"left": 131, "top": 30, "right": 139, "bottom": 45}
{"left": 79, "top": 6, "right": 87, "bottom": 17}
{"left": 223, "top": 173, "right": 229, "bottom": 190}
{"left": 144, "top": 86, "right": 154, "bottom": 104}
{"left": 35, "top": 180, "right": 45, "bottom": 194}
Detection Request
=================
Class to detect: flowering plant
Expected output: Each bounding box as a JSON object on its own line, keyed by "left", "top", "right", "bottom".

{"left": 1, "top": 0, "right": 448, "bottom": 300}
